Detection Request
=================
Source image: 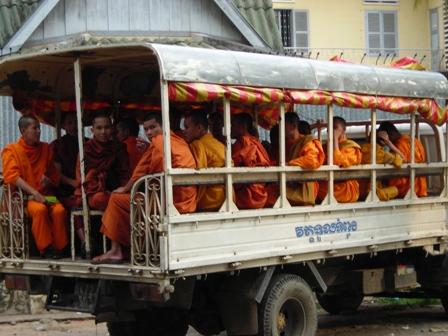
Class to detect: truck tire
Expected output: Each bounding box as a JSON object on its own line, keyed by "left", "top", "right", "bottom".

{"left": 258, "top": 274, "right": 317, "bottom": 336}
{"left": 107, "top": 309, "right": 189, "bottom": 336}
{"left": 316, "top": 292, "right": 364, "bottom": 315}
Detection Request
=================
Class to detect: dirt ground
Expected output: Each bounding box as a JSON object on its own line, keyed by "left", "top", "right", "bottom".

{"left": 0, "top": 299, "right": 447, "bottom": 335}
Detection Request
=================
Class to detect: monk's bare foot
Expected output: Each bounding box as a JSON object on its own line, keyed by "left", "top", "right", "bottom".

{"left": 92, "top": 250, "right": 123, "bottom": 262}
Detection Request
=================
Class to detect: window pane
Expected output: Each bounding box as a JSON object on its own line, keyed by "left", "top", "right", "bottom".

{"left": 384, "top": 33, "right": 396, "bottom": 52}
{"left": 294, "top": 11, "right": 308, "bottom": 32}
{"left": 383, "top": 13, "right": 396, "bottom": 33}
{"left": 295, "top": 33, "right": 309, "bottom": 50}
{"left": 368, "top": 34, "right": 381, "bottom": 54}
{"left": 368, "top": 12, "right": 381, "bottom": 32}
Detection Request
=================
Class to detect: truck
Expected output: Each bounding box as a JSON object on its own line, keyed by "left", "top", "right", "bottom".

{"left": 0, "top": 42, "right": 448, "bottom": 336}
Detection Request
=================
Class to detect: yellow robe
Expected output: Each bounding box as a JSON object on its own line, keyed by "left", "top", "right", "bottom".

{"left": 359, "top": 144, "right": 403, "bottom": 201}
{"left": 189, "top": 133, "right": 226, "bottom": 211}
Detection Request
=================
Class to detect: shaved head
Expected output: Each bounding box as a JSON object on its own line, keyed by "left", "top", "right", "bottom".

{"left": 18, "top": 115, "right": 39, "bottom": 132}
{"left": 91, "top": 113, "right": 112, "bottom": 126}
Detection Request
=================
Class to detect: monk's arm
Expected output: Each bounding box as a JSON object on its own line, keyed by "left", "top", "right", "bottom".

{"left": 14, "top": 177, "right": 46, "bottom": 203}
{"left": 334, "top": 147, "right": 361, "bottom": 168}
{"left": 189, "top": 141, "right": 207, "bottom": 168}
{"left": 288, "top": 141, "right": 324, "bottom": 169}
{"left": 113, "top": 179, "right": 135, "bottom": 194}
{"left": 386, "top": 141, "right": 405, "bottom": 162}
{"left": 54, "top": 162, "right": 76, "bottom": 188}
{"left": 116, "top": 148, "right": 131, "bottom": 186}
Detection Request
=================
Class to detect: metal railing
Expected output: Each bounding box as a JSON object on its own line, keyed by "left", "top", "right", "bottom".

{"left": 284, "top": 47, "right": 446, "bottom": 72}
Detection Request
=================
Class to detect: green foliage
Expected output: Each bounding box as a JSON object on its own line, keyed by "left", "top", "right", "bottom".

{"left": 378, "top": 297, "right": 441, "bottom": 306}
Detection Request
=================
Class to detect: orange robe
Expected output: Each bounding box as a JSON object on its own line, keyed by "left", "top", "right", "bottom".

{"left": 389, "top": 135, "right": 427, "bottom": 197}
{"left": 358, "top": 144, "right": 403, "bottom": 201}
{"left": 75, "top": 137, "right": 131, "bottom": 211}
{"left": 318, "top": 138, "right": 362, "bottom": 203}
{"left": 189, "top": 133, "right": 226, "bottom": 211}
{"left": 124, "top": 136, "right": 143, "bottom": 173}
{"left": 2, "top": 137, "right": 68, "bottom": 254}
{"left": 232, "top": 133, "right": 271, "bottom": 209}
{"left": 265, "top": 135, "right": 325, "bottom": 207}
{"left": 100, "top": 131, "right": 197, "bottom": 247}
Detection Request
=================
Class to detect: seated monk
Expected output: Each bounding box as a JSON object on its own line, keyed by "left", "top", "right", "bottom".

{"left": 262, "top": 125, "right": 279, "bottom": 166}
{"left": 318, "top": 116, "right": 362, "bottom": 203}
{"left": 92, "top": 112, "right": 197, "bottom": 262}
{"left": 265, "top": 113, "right": 325, "bottom": 207}
{"left": 231, "top": 113, "right": 271, "bottom": 209}
{"left": 115, "top": 117, "right": 143, "bottom": 172}
{"left": 378, "top": 121, "right": 427, "bottom": 197}
{"left": 50, "top": 111, "right": 86, "bottom": 248}
{"left": 208, "top": 112, "right": 226, "bottom": 145}
{"left": 75, "top": 113, "right": 131, "bottom": 211}
{"left": 299, "top": 120, "right": 311, "bottom": 135}
{"left": 184, "top": 109, "right": 226, "bottom": 211}
{"left": 358, "top": 130, "right": 404, "bottom": 201}
{"left": 2, "top": 115, "right": 68, "bottom": 259}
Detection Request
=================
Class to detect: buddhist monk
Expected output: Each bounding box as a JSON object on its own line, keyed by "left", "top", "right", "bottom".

{"left": 318, "top": 116, "right": 362, "bottom": 203}
{"left": 262, "top": 125, "right": 279, "bottom": 166}
{"left": 358, "top": 130, "right": 404, "bottom": 201}
{"left": 2, "top": 115, "right": 68, "bottom": 259}
{"left": 115, "top": 117, "right": 143, "bottom": 172}
{"left": 378, "top": 121, "right": 427, "bottom": 197}
{"left": 184, "top": 109, "right": 226, "bottom": 211}
{"left": 50, "top": 111, "right": 86, "bottom": 248}
{"left": 231, "top": 113, "right": 271, "bottom": 209}
{"left": 75, "top": 113, "right": 131, "bottom": 211}
{"left": 299, "top": 120, "right": 311, "bottom": 135}
{"left": 92, "top": 112, "right": 197, "bottom": 262}
{"left": 208, "top": 112, "right": 226, "bottom": 145}
{"left": 265, "top": 113, "right": 325, "bottom": 207}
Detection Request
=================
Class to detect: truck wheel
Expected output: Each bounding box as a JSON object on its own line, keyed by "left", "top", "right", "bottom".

{"left": 137, "top": 308, "right": 189, "bottom": 336}
{"left": 258, "top": 274, "right": 317, "bottom": 336}
{"left": 316, "top": 292, "right": 364, "bottom": 315}
{"left": 106, "top": 321, "right": 137, "bottom": 336}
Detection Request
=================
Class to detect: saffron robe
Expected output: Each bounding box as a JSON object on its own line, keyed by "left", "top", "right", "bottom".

{"left": 100, "top": 131, "right": 197, "bottom": 247}
{"left": 266, "top": 135, "right": 325, "bottom": 207}
{"left": 389, "top": 135, "right": 427, "bottom": 197}
{"left": 75, "top": 137, "right": 131, "bottom": 210}
{"left": 2, "top": 137, "right": 68, "bottom": 254}
{"left": 358, "top": 144, "right": 403, "bottom": 201}
{"left": 318, "top": 138, "right": 362, "bottom": 203}
{"left": 232, "top": 133, "right": 271, "bottom": 209}
{"left": 124, "top": 136, "right": 143, "bottom": 173}
{"left": 189, "top": 133, "right": 226, "bottom": 211}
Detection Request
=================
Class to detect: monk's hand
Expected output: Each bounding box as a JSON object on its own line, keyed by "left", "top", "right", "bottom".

{"left": 113, "top": 187, "right": 126, "bottom": 194}
{"left": 39, "top": 175, "right": 50, "bottom": 188}
{"left": 136, "top": 137, "right": 149, "bottom": 153}
{"left": 377, "top": 131, "right": 390, "bottom": 146}
{"left": 33, "top": 192, "right": 47, "bottom": 204}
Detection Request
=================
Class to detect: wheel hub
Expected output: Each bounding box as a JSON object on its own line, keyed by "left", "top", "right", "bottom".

{"left": 278, "top": 311, "right": 286, "bottom": 330}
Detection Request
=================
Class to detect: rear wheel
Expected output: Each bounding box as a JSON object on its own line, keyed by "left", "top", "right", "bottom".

{"left": 316, "top": 292, "right": 364, "bottom": 315}
{"left": 258, "top": 274, "right": 317, "bottom": 336}
{"left": 107, "top": 308, "right": 189, "bottom": 336}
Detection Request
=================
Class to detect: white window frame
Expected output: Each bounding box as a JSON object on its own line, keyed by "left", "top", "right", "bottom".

{"left": 293, "top": 10, "right": 309, "bottom": 54}
{"left": 365, "top": 10, "right": 398, "bottom": 57}
{"left": 363, "top": 0, "right": 399, "bottom": 5}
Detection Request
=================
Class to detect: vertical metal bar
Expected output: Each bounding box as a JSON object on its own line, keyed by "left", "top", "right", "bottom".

{"left": 160, "top": 80, "right": 175, "bottom": 215}
{"left": 74, "top": 55, "right": 92, "bottom": 259}
{"left": 278, "top": 102, "right": 288, "bottom": 208}
{"left": 409, "top": 113, "right": 416, "bottom": 199}
{"left": 326, "top": 105, "right": 335, "bottom": 205}
{"left": 223, "top": 97, "right": 234, "bottom": 211}
{"left": 368, "top": 108, "right": 378, "bottom": 202}
{"left": 445, "top": 124, "right": 448, "bottom": 197}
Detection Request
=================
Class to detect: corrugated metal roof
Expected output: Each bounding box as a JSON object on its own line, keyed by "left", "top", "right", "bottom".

{"left": 0, "top": 0, "right": 42, "bottom": 49}
{"left": 230, "top": 0, "right": 283, "bottom": 52}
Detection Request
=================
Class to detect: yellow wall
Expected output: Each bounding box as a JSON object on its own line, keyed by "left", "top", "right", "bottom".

{"left": 273, "top": 0, "right": 441, "bottom": 50}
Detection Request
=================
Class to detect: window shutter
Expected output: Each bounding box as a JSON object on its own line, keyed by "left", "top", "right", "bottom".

{"left": 383, "top": 12, "right": 397, "bottom": 54}
{"left": 367, "top": 11, "right": 381, "bottom": 55}
{"left": 293, "top": 10, "right": 309, "bottom": 53}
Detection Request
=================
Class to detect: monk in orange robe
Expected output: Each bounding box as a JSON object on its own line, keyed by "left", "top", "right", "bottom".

{"left": 262, "top": 125, "right": 279, "bottom": 166}
{"left": 231, "top": 113, "right": 271, "bottom": 209}
{"left": 318, "top": 117, "right": 362, "bottom": 203}
{"left": 92, "top": 112, "right": 197, "bottom": 262}
{"left": 378, "top": 121, "right": 427, "bottom": 197}
{"left": 170, "top": 105, "right": 185, "bottom": 138}
{"left": 115, "top": 117, "right": 143, "bottom": 172}
{"left": 184, "top": 109, "right": 226, "bottom": 211}
{"left": 75, "top": 114, "right": 131, "bottom": 211}
{"left": 265, "top": 113, "right": 325, "bottom": 207}
{"left": 50, "top": 111, "right": 86, "bottom": 245}
{"left": 208, "top": 112, "right": 227, "bottom": 145}
{"left": 2, "top": 115, "right": 68, "bottom": 258}
{"left": 358, "top": 130, "right": 404, "bottom": 201}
